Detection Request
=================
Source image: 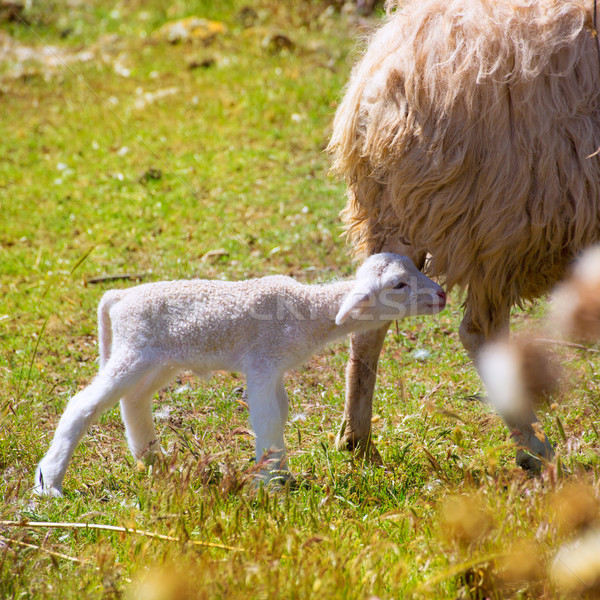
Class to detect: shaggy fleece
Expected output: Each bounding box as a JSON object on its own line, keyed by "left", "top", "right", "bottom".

{"left": 329, "top": 0, "right": 600, "bottom": 334}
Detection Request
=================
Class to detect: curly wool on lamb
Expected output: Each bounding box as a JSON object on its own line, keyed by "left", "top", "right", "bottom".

{"left": 34, "top": 254, "right": 445, "bottom": 495}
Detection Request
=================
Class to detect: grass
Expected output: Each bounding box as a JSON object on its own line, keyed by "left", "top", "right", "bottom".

{"left": 1, "top": 1, "right": 600, "bottom": 598}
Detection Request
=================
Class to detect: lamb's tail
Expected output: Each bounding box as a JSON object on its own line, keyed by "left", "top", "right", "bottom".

{"left": 97, "top": 291, "right": 123, "bottom": 369}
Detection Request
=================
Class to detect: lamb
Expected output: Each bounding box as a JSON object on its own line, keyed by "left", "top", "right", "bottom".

{"left": 34, "top": 253, "right": 446, "bottom": 496}
{"left": 327, "top": 0, "right": 600, "bottom": 469}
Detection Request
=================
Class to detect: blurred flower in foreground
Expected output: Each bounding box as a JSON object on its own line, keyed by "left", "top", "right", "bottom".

{"left": 480, "top": 335, "right": 558, "bottom": 422}
{"left": 551, "top": 530, "right": 600, "bottom": 598}
{"left": 495, "top": 542, "right": 542, "bottom": 587}
{"left": 549, "top": 483, "right": 600, "bottom": 535}
{"left": 439, "top": 494, "right": 493, "bottom": 546}
{"left": 551, "top": 244, "right": 600, "bottom": 342}
{"left": 129, "top": 565, "right": 193, "bottom": 600}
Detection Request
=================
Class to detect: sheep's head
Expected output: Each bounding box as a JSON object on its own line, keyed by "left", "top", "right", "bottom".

{"left": 335, "top": 253, "right": 446, "bottom": 325}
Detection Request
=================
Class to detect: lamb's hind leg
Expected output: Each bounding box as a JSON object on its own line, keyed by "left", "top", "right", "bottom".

{"left": 460, "top": 302, "right": 554, "bottom": 472}
{"left": 35, "top": 359, "right": 151, "bottom": 495}
{"left": 120, "top": 366, "right": 176, "bottom": 462}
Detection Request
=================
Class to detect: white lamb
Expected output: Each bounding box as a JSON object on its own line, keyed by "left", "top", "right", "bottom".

{"left": 35, "top": 253, "right": 446, "bottom": 496}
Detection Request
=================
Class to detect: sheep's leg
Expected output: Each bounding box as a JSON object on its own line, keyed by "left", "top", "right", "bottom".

{"left": 459, "top": 303, "right": 554, "bottom": 471}
{"left": 120, "top": 366, "right": 176, "bottom": 461}
{"left": 246, "top": 372, "right": 287, "bottom": 477}
{"left": 335, "top": 323, "right": 391, "bottom": 463}
{"left": 458, "top": 302, "right": 510, "bottom": 358}
{"left": 337, "top": 238, "right": 425, "bottom": 463}
{"left": 35, "top": 361, "right": 150, "bottom": 496}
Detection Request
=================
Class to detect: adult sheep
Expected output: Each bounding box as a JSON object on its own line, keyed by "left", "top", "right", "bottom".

{"left": 328, "top": 0, "right": 600, "bottom": 469}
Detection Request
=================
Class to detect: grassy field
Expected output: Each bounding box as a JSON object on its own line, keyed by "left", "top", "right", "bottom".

{"left": 1, "top": 2, "right": 600, "bottom": 598}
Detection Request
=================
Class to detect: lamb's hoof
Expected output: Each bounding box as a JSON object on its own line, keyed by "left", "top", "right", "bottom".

{"left": 140, "top": 441, "right": 166, "bottom": 464}
{"left": 267, "top": 470, "right": 295, "bottom": 489}
{"left": 33, "top": 467, "right": 63, "bottom": 497}
{"left": 136, "top": 450, "right": 166, "bottom": 473}
{"left": 33, "top": 483, "right": 63, "bottom": 498}
{"left": 251, "top": 469, "right": 294, "bottom": 491}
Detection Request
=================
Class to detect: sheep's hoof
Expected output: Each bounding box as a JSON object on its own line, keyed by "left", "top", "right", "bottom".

{"left": 334, "top": 418, "right": 351, "bottom": 451}
{"left": 513, "top": 422, "right": 554, "bottom": 474}
{"left": 515, "top": 449, "right": 544, "bottom": 473}
{"left": 335, "top": 421, "right": 384, "bottom": 466}
{"left": 358, "top": 439, "right": 384, "bottom": 466}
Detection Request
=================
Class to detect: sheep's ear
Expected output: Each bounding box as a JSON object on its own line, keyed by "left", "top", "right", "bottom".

{"left": 335, "top": 286, "right": 373, "bottom": 325}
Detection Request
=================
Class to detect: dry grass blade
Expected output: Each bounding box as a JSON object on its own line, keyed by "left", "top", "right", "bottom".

{"left": 421, "top": 447, "right": 449, "bottom": 482}
{"left": 413, "top": 552, "right": 506, "bottom": 593}
{"left": 0, "top": 521, "right": 242, "bottom": 552}
{"left": 0, "top": 534, "right": 133, "bottom": 584}
{"left": 0, "top": 533, "right": 89, "bottom": 566}
{"left": 534, "top": 337, "right": 600, "bottom": 354}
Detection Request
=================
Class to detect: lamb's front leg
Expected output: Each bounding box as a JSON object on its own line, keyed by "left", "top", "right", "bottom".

{"left": 246, "top": 372, "right": 288, "bottom": 482}
{"left": 335, "top": 323, "right": 391, "bottom": 463}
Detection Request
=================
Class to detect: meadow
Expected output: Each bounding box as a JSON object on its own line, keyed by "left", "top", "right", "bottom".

{"left": 1, "top": 1, "right": 600, "bottom": 598}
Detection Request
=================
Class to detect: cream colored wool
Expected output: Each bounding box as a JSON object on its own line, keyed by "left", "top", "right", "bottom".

{"left": 329, "top": 0, "right": 600, "bottom": 336}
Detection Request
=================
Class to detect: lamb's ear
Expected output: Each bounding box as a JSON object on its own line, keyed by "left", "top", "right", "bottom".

{"left": 335, "top": 285, "right": 374, "bottom": 325}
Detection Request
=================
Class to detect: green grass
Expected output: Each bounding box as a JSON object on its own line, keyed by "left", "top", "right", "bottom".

{"left": 1, "top": 2, "right": 600, "bottom": 599}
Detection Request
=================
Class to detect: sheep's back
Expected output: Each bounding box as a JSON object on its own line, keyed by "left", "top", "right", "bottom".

{"left": 329, "top": 0, "right": 600, "bottom": 333}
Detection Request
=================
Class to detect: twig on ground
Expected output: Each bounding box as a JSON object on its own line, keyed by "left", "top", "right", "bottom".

{"left": 84, "top": 273, "right": 148, "bottom": 285}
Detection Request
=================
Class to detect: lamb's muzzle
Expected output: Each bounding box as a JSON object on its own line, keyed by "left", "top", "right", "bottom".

{"left": 34, "top": 253, "right": 444, "bottom": 495}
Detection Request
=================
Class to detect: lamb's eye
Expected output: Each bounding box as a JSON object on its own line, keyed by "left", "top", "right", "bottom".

{"left": 394, "top": 282, "right": 407, "bottom": 290}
